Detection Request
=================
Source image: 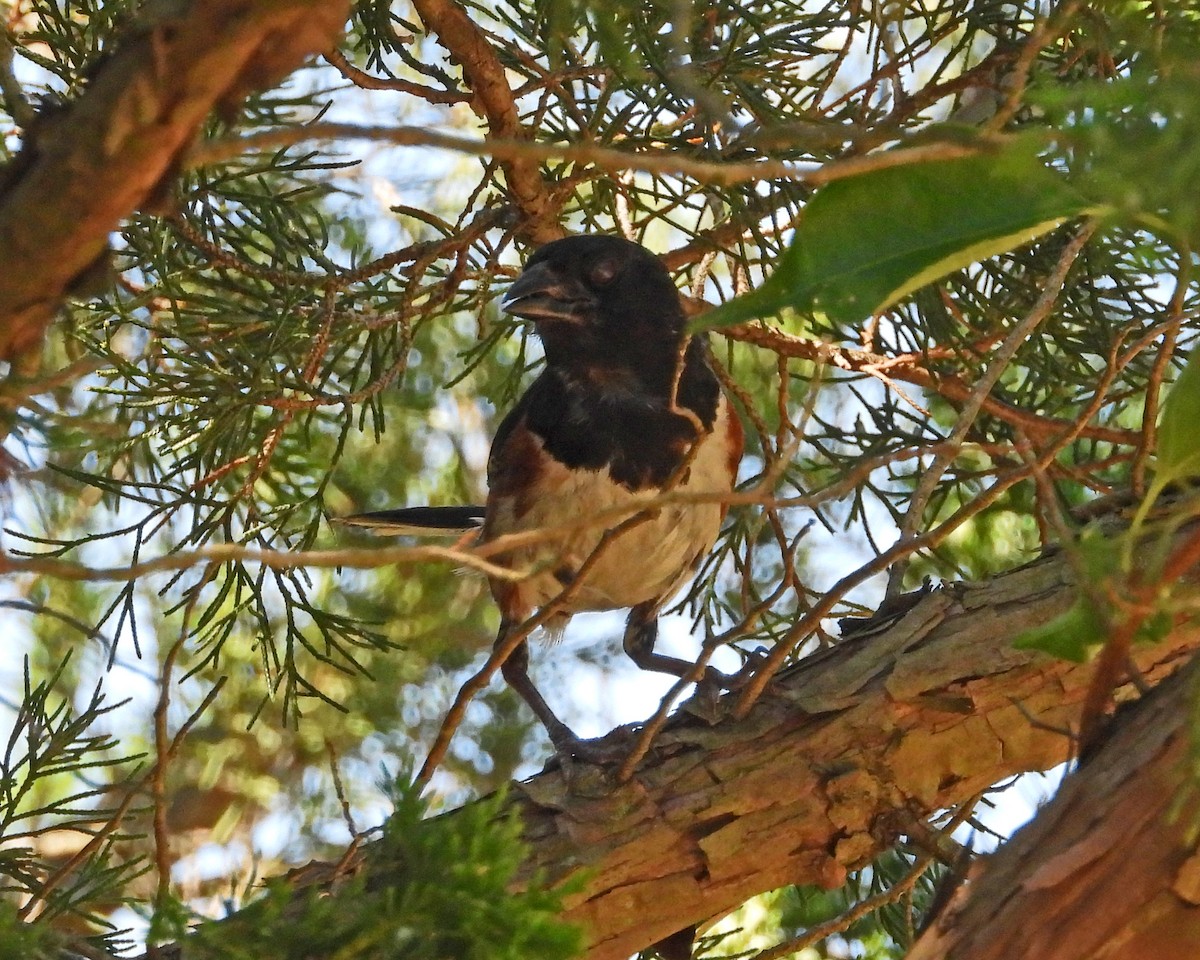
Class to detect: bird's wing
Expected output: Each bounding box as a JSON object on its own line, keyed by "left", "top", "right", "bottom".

{"left": 335, "top": 505, "right": 485, "bottom": 537}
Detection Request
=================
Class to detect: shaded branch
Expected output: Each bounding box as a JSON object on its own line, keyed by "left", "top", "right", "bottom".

{"left": 0, "top": 540, "right": 524, "bottom": 584}
{"left": 0, "top": 0, "right": 349, "bottom": 360}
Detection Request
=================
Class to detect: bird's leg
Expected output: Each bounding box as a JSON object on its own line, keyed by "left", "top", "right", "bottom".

{"left": 623, "top": 601, "right": 756, "bottom": 724}
{"left": 497, "top": 621, "right": 577, "bottom": 751}
{"left": 497, "top": 620, "right": 627, "bottom": 764}
{"left": 622, "top": 600, "right": 734, "bottom": 689}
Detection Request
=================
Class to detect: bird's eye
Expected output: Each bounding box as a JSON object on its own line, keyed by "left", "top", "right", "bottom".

{"left": 589, "top": 259, "right": 618, "bottom": 287}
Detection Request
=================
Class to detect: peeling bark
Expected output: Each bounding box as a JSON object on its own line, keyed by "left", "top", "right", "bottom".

{"left": 505, "top": 548, "right": 1198, "bottom": 960}
{"left": 908, "top": 657, "right": 1200, "bottom": 960}
{"left": 0, "top": 0, "right": 348, "bottom": 359}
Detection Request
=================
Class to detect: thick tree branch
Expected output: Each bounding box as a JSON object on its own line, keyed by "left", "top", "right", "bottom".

{"left": 0, "top": 0, "right": 348, "bottom": 360}
{"left": 165, "top": 517, "right": 1200, "bottom": 960}
{"left": 506, "top": 545, "right": 1195, "bottom": 960}
{"left": 909, "top": 656, "right": 1200, "bottom": 960}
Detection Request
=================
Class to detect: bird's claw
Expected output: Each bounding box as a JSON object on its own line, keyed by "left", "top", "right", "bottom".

{"left": 687, "top": 651, "right": 769, "bottom": 722}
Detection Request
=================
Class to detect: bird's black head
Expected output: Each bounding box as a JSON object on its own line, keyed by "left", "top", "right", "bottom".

{"left": 501, "top": 235, "right": 687, "bottom": 380}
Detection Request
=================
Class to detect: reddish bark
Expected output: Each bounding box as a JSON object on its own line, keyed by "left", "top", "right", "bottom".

{"left": 0, "top": 0, "right": 348, "bottom": 359}
{"left": 909, "top": 659, "right": 1200, "bottom": 960}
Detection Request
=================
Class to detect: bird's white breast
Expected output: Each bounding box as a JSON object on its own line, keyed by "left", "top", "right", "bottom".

{"left": 491, "top": 397, "right": 738, "bottom": 618}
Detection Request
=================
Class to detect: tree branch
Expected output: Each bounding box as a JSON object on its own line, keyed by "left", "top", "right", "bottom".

{"left": 407, "top": 0, "right": 563, "bottom": 243}
{"left": 716, "top": 321, "right": 1140, "bottom": 448}
{"left": 161, "top": 515, "right": 1200, "bottom": 960}
{"left": 0, "top": 0, "right": 349, "bottom": 360}
{"left": 908, "top": 655, "right": 1200, "bottom": 960}
{"left": 510, "top": 548, "right": 1195, "bottom": 960}
{"left": 187, "top": 121, "right": 984, "bottom": 192}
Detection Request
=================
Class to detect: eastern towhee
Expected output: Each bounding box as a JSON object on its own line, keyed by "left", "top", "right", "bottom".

{"left": 342, "top": 235, "right": 744, "bottom": 761}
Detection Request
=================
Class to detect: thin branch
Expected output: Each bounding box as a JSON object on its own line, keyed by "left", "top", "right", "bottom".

{"left": 0, "top": 541, "right": 526, "bottom": 583}
{"left": 717, "top": 320, "right": 1138, "bottom": 448}
{"left": 149, "top": 586, "right": 200, "bottom": 952}
{"left": 323, "top": 47, "right": 468, "bottom": 104}
{"left": 186, "top": 121, "right": 988, "bottom": 190}
{"left": 985, "top": 0, "right": 1083, "bottom": 132}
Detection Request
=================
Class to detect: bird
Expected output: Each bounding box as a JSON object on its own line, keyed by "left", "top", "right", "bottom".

{"left": 340, "top": 234, "right": 744, "bottom": 762}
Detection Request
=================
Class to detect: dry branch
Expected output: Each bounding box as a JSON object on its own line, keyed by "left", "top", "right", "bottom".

{"left": 0, "top": 0, "right": 348, "bottom": 359}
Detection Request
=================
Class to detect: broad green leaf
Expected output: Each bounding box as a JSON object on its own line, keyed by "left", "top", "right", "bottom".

{"left": 1136, "top": 609, "right": 1173, "bottom": 646}
{"left": 697, "top": 138, "right": 1106, "bottom": 329}
{"left": 1012, "top": 596, "right": 1106, "bottom": 663}
{"left": 1156, "top": 349, "right": 1200, "bottom": 481}
{"left": 1014, "top": 594, "right": 1175, "bottom": 661}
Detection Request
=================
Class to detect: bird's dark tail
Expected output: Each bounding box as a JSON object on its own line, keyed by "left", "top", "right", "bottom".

{"left": 335, "top": 506, "right": 485, "bottom": 537}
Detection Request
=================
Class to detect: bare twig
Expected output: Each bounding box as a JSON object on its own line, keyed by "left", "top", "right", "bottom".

{"left": 324, "top": 47, "right": 468, "bottom": 103}
{"left": 150, "top": 580, "right": 205, "bottom": 952}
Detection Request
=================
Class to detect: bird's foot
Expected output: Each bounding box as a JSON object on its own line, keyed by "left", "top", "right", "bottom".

{"left": 687, "top": 650, "right": 770, "bottom": 722}
{"left": 685, "top": 673, "right": 727, "bottom": 723}
{"left": 540, "top": 725, "right": 638, "bottom": 779}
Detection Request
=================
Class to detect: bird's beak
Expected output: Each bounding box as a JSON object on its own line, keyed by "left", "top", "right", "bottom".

{"left": 501, "top": 261, "right": 594, "bottom": 323}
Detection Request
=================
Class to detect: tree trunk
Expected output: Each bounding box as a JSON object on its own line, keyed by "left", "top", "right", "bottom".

{"left": 907, "top": 656, "right": 1200, "bottom": 960}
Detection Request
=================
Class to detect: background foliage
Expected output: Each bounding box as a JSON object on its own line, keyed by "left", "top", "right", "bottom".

{"left": 1, "top": 0, "right": 1198, "bottom": 958}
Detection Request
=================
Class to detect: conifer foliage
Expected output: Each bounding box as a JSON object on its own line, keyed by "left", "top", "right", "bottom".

{"left": 1, "top": 2, "right": 1199, "bottom": 958}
